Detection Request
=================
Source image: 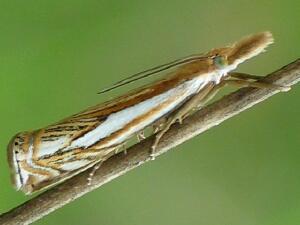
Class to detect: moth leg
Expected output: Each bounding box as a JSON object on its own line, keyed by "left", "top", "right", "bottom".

{"left": 224, "top": 78, "right": 290, "bottom": 92}
{"left": 151, "top": 83, "right": 215, "bottom": 158}
{"left": 87, "top": 161, "right": 103, "bottom": 185}
{"left": 121, "top": 143, "right": 127, "bottom": 155}
{"left": 113, "top": 143, "right": 127, "bottom": 154}
{"left": 86, "top": 145, "right": 124, "bottom": 185}
{"left": 179, "top": 81, "right": 228, "bottom": 122}
{"left": 150, "top": 72, "right": 290, "bottom": 159}
{"left": 137, "top": 130, "right": 146, "bottom": 142}
{"left": 228, "top": 72, "right": 290, "bottom": 92}
{"left": 153, "top": 117, "right": 167, "bottom": 133}
{"left": 229, "top": 72, "right": 263, "bottom": 81}
{"left": 204, "top": 72, "right": 287, "bottom": 104}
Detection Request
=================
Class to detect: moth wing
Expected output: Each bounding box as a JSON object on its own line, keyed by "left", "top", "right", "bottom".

{"left": 23, "top": 145, "right": 118, "bottom": 194}
{"left": 11, "top": 54, "right": 208, "bottom": 194}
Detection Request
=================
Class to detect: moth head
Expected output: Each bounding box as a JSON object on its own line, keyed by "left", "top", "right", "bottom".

{"left": 7, "top": 132, "right": 32, "bottom": 193}
{"left": 206, "top": 32, "right": 274, "bottom": 72}
{"left": 212, "top": 54, "right": 229, "bottom": 69}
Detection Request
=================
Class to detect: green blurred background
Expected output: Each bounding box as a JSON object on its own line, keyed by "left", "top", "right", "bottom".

{"left": 0, "top": 1, "right": 299, "bottom": 225}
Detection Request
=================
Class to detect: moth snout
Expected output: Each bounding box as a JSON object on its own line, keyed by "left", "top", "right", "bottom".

{"left": 227, "top": 32, "right": 274, "bottom": 65}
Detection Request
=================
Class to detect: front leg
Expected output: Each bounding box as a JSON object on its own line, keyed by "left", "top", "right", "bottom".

{"left": 192, "top": 71, "right": 290, "bottom": 113}
{"left": 229, "top": 72, "right": 263, "bottom": 81}
{"left": 229, "top": 72, "right": 290, "bottom": 92}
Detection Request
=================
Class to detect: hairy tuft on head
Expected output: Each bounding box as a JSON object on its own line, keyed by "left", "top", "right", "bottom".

{"left": 228, "top": 32, "right": 274, "bottom": 65}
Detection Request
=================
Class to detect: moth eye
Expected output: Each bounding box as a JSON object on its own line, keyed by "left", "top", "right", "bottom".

{"left": 213, "top": 55, "right": 228, "bottom": 68}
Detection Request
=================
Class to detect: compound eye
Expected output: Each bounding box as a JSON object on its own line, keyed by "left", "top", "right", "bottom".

{"left": 13, "top": 141, "right": 20, "bottom": 154}
{"left": 213, "top": 55, "right": 228, "bottom": 69}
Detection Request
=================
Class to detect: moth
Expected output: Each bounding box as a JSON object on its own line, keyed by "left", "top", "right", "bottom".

{"left": 7, "top": 32, "right": 289, "bottom": 194}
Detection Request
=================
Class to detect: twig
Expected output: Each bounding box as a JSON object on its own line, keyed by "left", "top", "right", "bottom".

{"left": 0, "top": 59, "right": 299, "bottom": 225}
